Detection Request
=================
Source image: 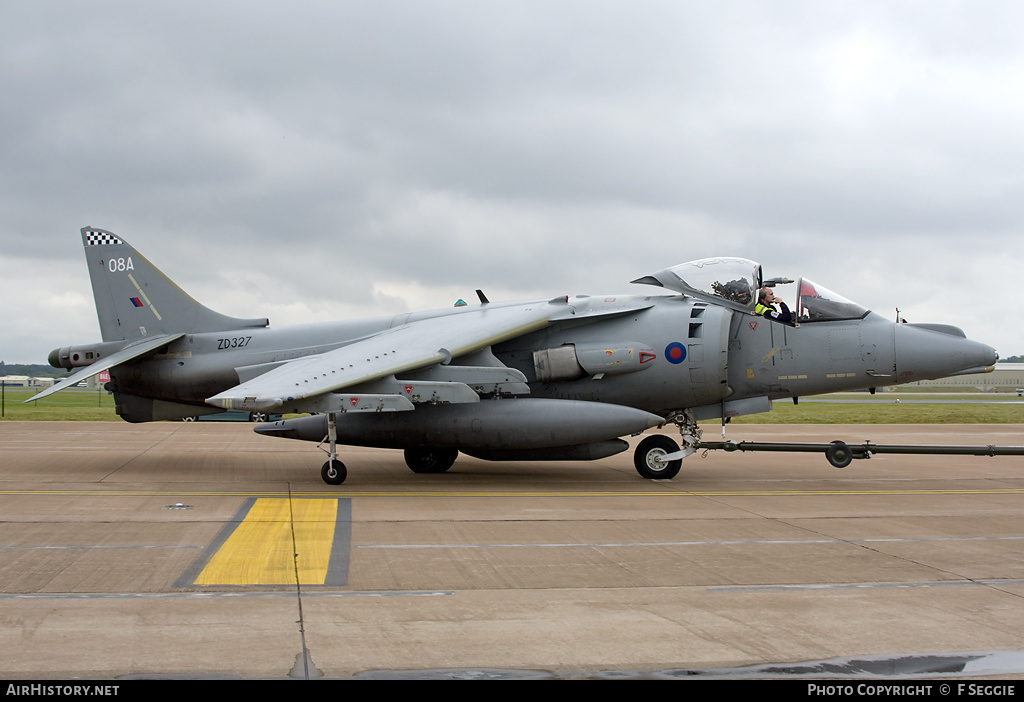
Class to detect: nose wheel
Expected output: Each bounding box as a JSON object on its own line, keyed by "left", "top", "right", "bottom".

{"left": 633, "top": 435, "right": 683, "bottom": 479}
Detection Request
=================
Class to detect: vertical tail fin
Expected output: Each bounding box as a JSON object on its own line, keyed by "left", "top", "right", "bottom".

{"left": 81, "top": 227, "right": 269, "bottom": 342}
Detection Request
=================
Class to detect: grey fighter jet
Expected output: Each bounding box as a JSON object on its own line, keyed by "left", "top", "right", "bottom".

{"left": 39, "top": 227, "right": 998, "bottom": 484}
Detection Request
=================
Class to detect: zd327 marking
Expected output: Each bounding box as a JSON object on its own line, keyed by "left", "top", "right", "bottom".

{"left": 217, "top": 337, "right": 252, "bottom": 350}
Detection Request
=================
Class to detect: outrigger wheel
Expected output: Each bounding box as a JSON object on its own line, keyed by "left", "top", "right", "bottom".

{"left": 321, "top": 459, "right": 347, "bottom": 485}
{"left": 633, "top": 435, "right": 683, "bottom": 480}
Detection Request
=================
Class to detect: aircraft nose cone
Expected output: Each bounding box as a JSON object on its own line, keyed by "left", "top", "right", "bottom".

{"left": 895, "top": 324, "right": 997, "bottom": 382}
{"left": 982, "top": 344, "right": 999, "bottom": 366}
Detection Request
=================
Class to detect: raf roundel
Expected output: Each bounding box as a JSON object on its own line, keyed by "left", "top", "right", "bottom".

{"left": 665, "top": 342, "right": 686, "bottom": 364}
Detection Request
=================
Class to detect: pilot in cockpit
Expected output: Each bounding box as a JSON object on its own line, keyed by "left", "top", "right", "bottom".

{"left": 755, "top": 286, "right": 792, "bottom": 323}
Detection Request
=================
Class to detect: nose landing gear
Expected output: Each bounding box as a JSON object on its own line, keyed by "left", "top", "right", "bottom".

{"left": 632, "top": 410, "right": 701, "bottom": 480}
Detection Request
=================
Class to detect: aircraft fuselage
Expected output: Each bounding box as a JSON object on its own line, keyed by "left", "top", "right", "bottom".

{"left": 94, "top": 294, "right": 994, "bottom": 424}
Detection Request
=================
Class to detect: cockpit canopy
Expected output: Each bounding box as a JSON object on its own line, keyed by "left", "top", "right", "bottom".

{"left": 633, "top": 257, "right": 870, "bottom": 322}
{"left": 631, "top": 257, "right": 762, "bottom": 312}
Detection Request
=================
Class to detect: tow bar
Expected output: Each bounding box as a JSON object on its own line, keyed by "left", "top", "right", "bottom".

{"left": 696, "top": 440, "right": 1024, "bottom": 468}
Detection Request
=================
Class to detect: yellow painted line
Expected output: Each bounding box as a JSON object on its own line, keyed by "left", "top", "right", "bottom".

{"left": 194, "top": 498, "right": 338, "bottom": 585}
{"left": 2, "top": 489, "right": 1024, "bottom": 498}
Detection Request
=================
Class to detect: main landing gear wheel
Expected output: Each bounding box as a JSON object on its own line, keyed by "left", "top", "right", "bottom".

{"left": 634, "top": 435, "right": 683, "bottom": 480}
{"left": 321, "top": 459, "right": 347, "bottom": 485}
{"left": 404, "top": 448, "right": 459, "bottom": 474}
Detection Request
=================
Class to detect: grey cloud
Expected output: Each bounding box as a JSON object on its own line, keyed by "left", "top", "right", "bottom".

{"left": 1, "top": 1, "right": 1022, "bottom": 361}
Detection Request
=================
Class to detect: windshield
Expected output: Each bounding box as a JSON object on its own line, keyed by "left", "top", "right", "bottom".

{"left": 796, "top": 278, "right": 869, "bottom": 322}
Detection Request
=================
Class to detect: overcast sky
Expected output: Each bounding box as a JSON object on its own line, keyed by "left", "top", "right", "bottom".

{"left": 2, "top": 1, "right": 1022, "bottom": 363}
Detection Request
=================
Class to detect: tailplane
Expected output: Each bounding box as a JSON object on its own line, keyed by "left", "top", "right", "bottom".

{"left": 81, "top": 227, "right": 268, "bottom": 341}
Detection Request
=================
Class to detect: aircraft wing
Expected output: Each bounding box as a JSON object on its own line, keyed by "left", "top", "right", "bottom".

{"left": 27, "top": 333, "right": 186, "bottom": 403}
{"left": 206, "top": 303, "right": 554, "bottom": 413}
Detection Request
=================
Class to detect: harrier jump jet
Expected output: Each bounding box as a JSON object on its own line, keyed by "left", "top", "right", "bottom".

{"left": 39, "top": 227, "right": 998, "bottom": 484}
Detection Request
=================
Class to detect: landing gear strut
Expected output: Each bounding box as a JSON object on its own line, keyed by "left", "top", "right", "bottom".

{"left": 318, "top": 413, "right": 347, "bottom": 485}
{"left": 669, "top": 409, "right": 703, "bottom": 459}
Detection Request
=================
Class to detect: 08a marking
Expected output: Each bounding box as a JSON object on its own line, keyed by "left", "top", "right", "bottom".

{"left": 106, "top": 257, "right": 134, "bottom": 272}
